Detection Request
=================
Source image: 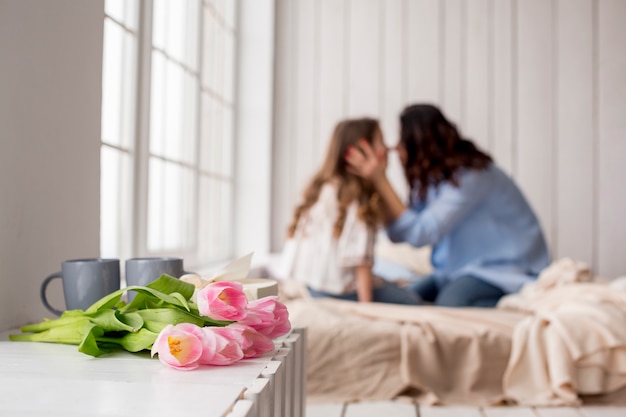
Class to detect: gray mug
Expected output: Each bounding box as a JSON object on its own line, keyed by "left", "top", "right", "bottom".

{"left": 41, "top": 258, "right": 121, "bottom": 316}
{"left": 125, "top": 257, "right": 187, "bottom": 301}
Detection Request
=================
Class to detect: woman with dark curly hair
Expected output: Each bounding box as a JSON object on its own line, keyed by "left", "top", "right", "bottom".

{"left": 282, "top": 117, "right": 422, "bottom": 305}
{"left": 345, "top": 104, "right": 550, "bottom": 307}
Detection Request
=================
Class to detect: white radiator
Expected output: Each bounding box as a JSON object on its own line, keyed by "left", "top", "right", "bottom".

{"left": 225, "top": 327, "right": 307, "bottom": 417}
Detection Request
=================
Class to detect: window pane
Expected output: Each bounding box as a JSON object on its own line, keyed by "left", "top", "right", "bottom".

{"left": 201, "top": 6, "right": 214, "bottom": 91}
{"left": 199, "top": 0, "right": 236, "bottom": 247}
{"left": 181, "top": 71, "right": 199, "bottom": 161}
{"left": 166, "top": 1, "right": 187, "bottom": 63}
{"left": 101, "top": 0, "right": 139, "bottom": 263}
{"left": 221, "top": 106, "right": 233, "bottom": 176}
{"left": 105, "top": 0, "right": 139, "bottom": 31}
{"left": 199, "top": 92, "right": 210, "bottom": 172}
{"left": 149, "top": 51, "right": 166, "bottom": 154}
{"left": 200, "top": 98, "right": 233, "bottom": 177}
{"left": 153, "top": 0, "right": 199, "bottom": 71}
{"left": 223, "top": 0, "right": 236, "bottom": 29}
{"left": 198, "top": 176, "right": 232, "bottom": 261}
{"left": 152, "top": 0, "right": 167, "bottom": 51}
{"left": 213, "top": 22, "right": 224, "bottom": 98}
{"left": 202, "top": 10, "right": 224, "bottom": 97}
{"left": 102, "top": 20, "right": 122, "bottom": 146}
{"left": 147, "top": 158, "right": 195, "bottom": 251}
{"left": 214, "top": 0, "right": 225, "bottom": 22}
{"left": 219, "top": 181, "right": 232, "bottom": 260}
{"left": 101, "top": 146, "right": 133, "bottom": 259}
{"left": 150, "top": 54, "right": 197, "bottom": 164}
{"left": 102, "top": 19, "right": 137, "bottom": 148}
{"left": 223, "top": 32, "right": 235, "bottom": 103}
{"left": 200, "top": 93, "right": 219, "bottom": 173}
{"left": 102, "top": 0, "right": 238, "bottom": 266}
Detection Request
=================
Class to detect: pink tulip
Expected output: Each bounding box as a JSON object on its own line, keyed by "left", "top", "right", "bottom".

{"left": 197, "top": 281, "right": 248, "bottom": 321}
{"left": 223, "top": 323, "right": 276, "bottom": 359}
{"left": 240, "top": 296, "right": 291, "bottom": 338}
{"left": 201, "top": 326, "right": 244, "bottom": 365}
{"left": 151, "top": 324, "right": 204, "bottom": 371}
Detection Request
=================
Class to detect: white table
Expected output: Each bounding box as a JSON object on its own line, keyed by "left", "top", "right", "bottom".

{"left": 0, "top": 329, "right": 306, "bottom": 417}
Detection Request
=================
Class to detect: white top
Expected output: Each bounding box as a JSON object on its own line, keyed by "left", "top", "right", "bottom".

{"left": 279, "top": 182, "right": 375, "bottom": 294}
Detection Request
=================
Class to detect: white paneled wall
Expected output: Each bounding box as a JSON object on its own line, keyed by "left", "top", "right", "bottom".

{"left": 271, "top": 0, "right": 626, "bottom": 279}
{"left": 598, "top": 0, "right": 626, "bottom": 279}
{"left": 556, "top": 0, "right": 595, "bottom": 277}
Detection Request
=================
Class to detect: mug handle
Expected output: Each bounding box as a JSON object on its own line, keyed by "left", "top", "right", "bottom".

{"left": 40, "top": 272, "right": 64, "bottom": 316}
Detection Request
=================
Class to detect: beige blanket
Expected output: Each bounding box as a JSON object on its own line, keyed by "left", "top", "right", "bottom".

{"left": 284, "top": 258, "right": 626, "bottom": 406}
{"left": 499, "top": 260, "right": 626, "bottom": 405}
{"left": 287, "top": 298, "right": 523, "bottom": 405}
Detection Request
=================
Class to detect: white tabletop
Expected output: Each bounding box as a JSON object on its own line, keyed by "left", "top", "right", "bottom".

{"left": 0, "top": 336, "right": 271, "bottom": 417}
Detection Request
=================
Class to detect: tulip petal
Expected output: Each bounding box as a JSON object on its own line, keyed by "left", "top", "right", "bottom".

{"left": 152, "top": 325, "right": 203, "bottom": 370}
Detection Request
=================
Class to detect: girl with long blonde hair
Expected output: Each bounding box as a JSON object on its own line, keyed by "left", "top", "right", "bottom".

{"left": 281, "top": 117, "right": 422, "bottom": 304}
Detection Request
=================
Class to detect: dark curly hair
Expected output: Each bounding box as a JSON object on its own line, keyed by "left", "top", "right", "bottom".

{"left": 400, "top": 104, "right": 492, "bottom": 201}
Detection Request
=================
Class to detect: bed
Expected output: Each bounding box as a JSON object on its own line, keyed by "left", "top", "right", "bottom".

{"left": 271, "top": 242, "right": 626, "bottom": 406}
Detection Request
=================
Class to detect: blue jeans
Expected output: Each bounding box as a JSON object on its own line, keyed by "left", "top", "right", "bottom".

{"left": 307, "top": 281, "right": 422, "bottom": 305}
{"left": 409, "top": 275, "right": 505, "bottom": 307}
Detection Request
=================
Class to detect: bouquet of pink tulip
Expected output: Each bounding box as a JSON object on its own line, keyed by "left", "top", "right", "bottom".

{"left": 10, "top": 264, "right": 290, "bottom": 371}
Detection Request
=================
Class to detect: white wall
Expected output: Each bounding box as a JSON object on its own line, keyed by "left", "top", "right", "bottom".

{"left": 0, "top": 0, "right": 104, "bottom": 331}
{"left": 271, "top": 0, "right": 626, "bottom": 279}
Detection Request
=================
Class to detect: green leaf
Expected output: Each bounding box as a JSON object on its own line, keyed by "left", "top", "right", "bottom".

{"left": 88, "top": 310, "right": 144, "bottom": 333}
{"left": 83, "top": 288, "right": 127, "bottom": 314}
{"left": 136, "top": 308, "right": 205, "bottom": 332}
{"left": 146, "top": 274, "right": 195, "bottom": 300}
{"left": 118, "top": 311, "right": 144, "bottom": 331}
{"left": 120, "top": 287, "right": 192, "bottom": 313}
{"left": 82, "top": 274, "right": 194, "bottom": 315}
{"left": 97, "top": 328, "right": 159, "bottom": 352}
{"left": 61, "top": 309, "right": 89, "bottom": 318}
{"left": 10, "top": 318, "right": 94, "bottom": 345}
{"left": 78, "top": 325, "right": 108, "bottom": 357}
{"left": 10, "top": 274, "right": 219, "bottom": 357}
{"left": 20, "top": 316, "right": 87, "bottom": 333}
{"left": 121, "top": 274, "right": 195, "bottom": 312}
{"left": 170, "top": 292, "right": 191, "bottom": 310}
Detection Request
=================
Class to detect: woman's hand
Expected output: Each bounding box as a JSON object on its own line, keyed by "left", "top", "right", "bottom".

{"left": 345, "top": 140, "right": 386, "bottom": 183}
{"left": 346, "top": 139, "right": 407, "bottom": 223}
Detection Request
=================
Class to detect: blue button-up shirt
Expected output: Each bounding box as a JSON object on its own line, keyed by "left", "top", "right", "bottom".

{"left": 386, "top": 164, "right": 550, "bottom": 294}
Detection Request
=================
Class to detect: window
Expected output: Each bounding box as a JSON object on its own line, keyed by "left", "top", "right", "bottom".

{"left": 101, "top": 0, "right": 237, "bottom": 269}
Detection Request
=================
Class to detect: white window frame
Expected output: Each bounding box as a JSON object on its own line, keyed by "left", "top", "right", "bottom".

{"left": 101, "top": 0, "right": 238, "bottom": 270}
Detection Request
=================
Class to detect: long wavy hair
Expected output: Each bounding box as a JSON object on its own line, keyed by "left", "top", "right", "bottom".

{"left": 287, "top": 118, "right": 383, "bottom": 238}
{"left": 400, "top": 104, "right": 493, "bottom": 201}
